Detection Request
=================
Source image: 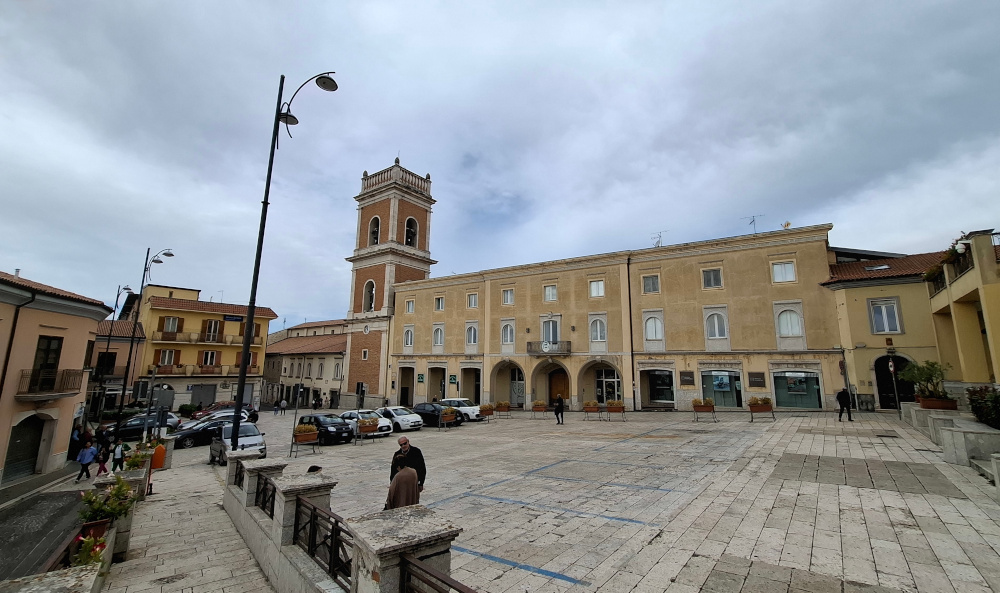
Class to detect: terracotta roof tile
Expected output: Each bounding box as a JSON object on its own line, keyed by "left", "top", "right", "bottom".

{"left": 96, "top": 320, "right": 146, "bottom": 339}
{"left": 266, "top": 334, "right": 348, "bottom": 355}
{"left": 0, "top": 270, "right": 112, "bottom": 310}
{"left": 824, "top": 252, "right": 944, "bottom": 285}
{"left": 289, "top": 319, "right": 346, "bottom": 329}
{"left": 147, "top": 297, "right": 278, "bottom": 319}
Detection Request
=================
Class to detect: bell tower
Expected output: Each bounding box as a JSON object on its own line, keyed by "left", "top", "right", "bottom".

{"left": 344, "top": 158, "right": 436, "bottom": 401}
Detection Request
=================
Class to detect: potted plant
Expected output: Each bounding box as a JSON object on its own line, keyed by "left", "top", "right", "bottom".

{"left": 357, "top": 417, "right": 380, "bottom": 434}
{"left": 899, "top": 360, "right": 956, "bottom": 410}
{"left": 583, "top": 400, "right": 600, "bottom": 413}
{"left": 531, "top": 400, "right": 547, "bottom": 412}
{"left": 967, "top": 385, "right": 1000, "bottom": 429}
{"left": 747, "top": 396, "right": 773, "bottom": 413}
{"left": 606, "top": 400, "right": 625, "bottom": 413}
{"left": 691, "top": 398, "right": 715, "bottom": 412}
{"left": 923, "top": 264, "right": 944, "bottom": 283}
{"left": 440, "top": 407, "right": 458, "bottom": 425}
{"left": 80, "top": 476, "right": 135, "bottom": 525}
{"left": 71, "top": 535, "right": 107, "bottom": 567}
{"left": 479, "top": 403, "right": 494, "bottom": 417}
{"left": 293, "top": 423, "right": 320, "bottom": 442}
{"left": 495, "top": 401, "right": 510, "bottom": 412}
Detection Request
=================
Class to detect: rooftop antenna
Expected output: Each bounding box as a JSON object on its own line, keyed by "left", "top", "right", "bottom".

{"left": 651, "top": 230, "right": 668, "bottom": 247}
{"left": 217, "top": 290, "right": 224, "bottom": 303}
{"left": 742, "top": 214, "right": 765, "bottom": 235}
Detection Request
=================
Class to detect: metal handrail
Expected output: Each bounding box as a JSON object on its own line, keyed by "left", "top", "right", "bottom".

{"left": 952, "top": 249, "right": 974, "bottom": 277}
{"left": 400, "top": 553, "right": 477, "bottom": 593}
{"left": 16, "top": 368, "right": 85, "bottom": 394}
{"left": 234, "top": 463, "right": 246, "bottom": 490}
{"left": 294, "top": 496, "right": 353, "bottom": 590}
{"left": 254, "top": 476, "right": 276, "bottom": 517}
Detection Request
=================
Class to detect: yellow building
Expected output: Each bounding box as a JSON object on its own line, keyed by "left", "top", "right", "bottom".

{"left": 388, "top": 224, "right": 847, "bottom": 411}
{"left": 1, "top": 270, "right": 111, "bottom": 484}
{"left": 123, "top": 284, "right": 278, "bottom": 408}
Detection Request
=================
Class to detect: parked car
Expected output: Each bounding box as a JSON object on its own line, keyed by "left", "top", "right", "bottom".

{"left": 173, "top": 418, "right": 235, "bottom": 448}
{"left": 439, "top": 398, "right": 484, "bottom": 422}
{"left": 106, "top": 414, "right": 175, "bottom": 441}
{"left": 375, "top": 406, "right": 423, "bottom": 432}
{"left": 339, "top": 410, "right": 393, "bottom": 437}
{"left": 298, "top": 414, "right": 354, "bottom": 445}
{"left": 191, "top": 400, "right": 255, "bottom": 421}
{"left": 178, "top": 408, "right": 249, "bottom": 430}
{"left": 128, "top": 411, "right": 181, "bottom": 430}
{"left": 412, "top": 403, "right": 464, "bottom": 428}
{"left": 209, "top": 423, "right": 267, "bottom": 465}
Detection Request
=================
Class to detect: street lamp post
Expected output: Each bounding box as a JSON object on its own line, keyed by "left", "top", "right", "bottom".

{"left": 114, "top": 248, "right": 174, "bottom": 434}
{"left": 231, "top": 72, "right": 338, "bottom": 450}
{"left": 94, "top": 285, "right": 132, "bottom": 425}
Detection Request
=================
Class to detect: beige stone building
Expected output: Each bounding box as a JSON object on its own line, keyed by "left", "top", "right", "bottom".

{"left": 1, "top": 270, "right": 111, "bottom": 484}
{"left": 263, "top": 332, "right": 347, "bottom": 408}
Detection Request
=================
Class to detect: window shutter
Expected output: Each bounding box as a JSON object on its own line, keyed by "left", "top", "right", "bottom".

{"left": 153, "top": 349, "right": 162, "bottom": 365}
{"left": 157, "top": 316, "right": 165, "bottom": 331}
{"left": 254, "top": 323, "right": 261, "bottom": 337}
{"left": 215, "top": 351, "right": 222, "bottom": 364}
{"left": 235, "top": 352, "right": 242, "bottom": 366}
{"left": 201, "top": 320, "right": 209, "bottom": 335}
{"left": 239, "top": 322, "right": 245, "bottom": 338}
{"left": 176, "top": 318, "right": 184, "bottom": 333}
{"left": 251, "top": 352, "right": 258, "bottom": 366}
{"left": 198, "top": 350, "right": 205, "bottom": 365}
{"left": 174, "top": 350, "right": 181, "bottom": 365}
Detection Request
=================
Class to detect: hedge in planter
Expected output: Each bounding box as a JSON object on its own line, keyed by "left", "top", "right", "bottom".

{"left": 968, "top": 385, "right": 1000, "bottom": 430}
{"left": 898, "top": 360, "right": 953, "bottom": 406}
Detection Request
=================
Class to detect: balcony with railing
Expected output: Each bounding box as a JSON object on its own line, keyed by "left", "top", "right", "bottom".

{"left": 361, "top": 162, "right": 432, "bottom": 196}
{"left": 151, "top": 332, "right": 262, "bottom": 346}
{"left": 526, "top": 340, "right": 572, "bottom": 356}
{"left": 15, "top": 369, "right": 85, "bottom": 401}
{"left": 952, "top": 249, "right": 974, "bottom": 278}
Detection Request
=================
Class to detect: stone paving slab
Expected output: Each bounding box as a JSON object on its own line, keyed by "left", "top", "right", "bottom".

{"left": 769, "top": 454, "right": 967, "bottom": 498}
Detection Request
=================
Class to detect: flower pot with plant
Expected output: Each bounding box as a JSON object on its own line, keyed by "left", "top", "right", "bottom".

{"left": 439, "top": 407, "right": 458, "bottom": 425}
{"left": 898, "top": 360, "right": 956, "bottom": 409}
{"left": 606, "top": 400, "right": 625, "bottom": 413}
{"left": 747, "top": 396, "right": 775, "bottom": 422}
{"left": 583, "top": 400, "right": 600, "bottom": 412}
{"left": 479, "top": 403, "right": 494, "bottom": 416}
{"left": 293, "top": 423, "right": 320, "bottom": 442}
{"left": 691, "top": 398, "right": 718, "bottom": 422}
{"left": 531, "top": 400, "right": 547, "bottom": 412}
{"left": 496, "top": 401, "right": 510, "bottom": 412}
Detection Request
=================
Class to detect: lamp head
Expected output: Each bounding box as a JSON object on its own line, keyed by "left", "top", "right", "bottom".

{"left": 955, "top": 242, "right": 967, "bottom": 254}
{"left": 162, "top": 249, "right": 174, "bottom": 257}
{"left": 315, "top": 73, "right": 338, "bottom": 92}
{"left": 151, "top": 257, "right": 164, "bottom": 265}
{"left": 279, "top": 110, "right": 299, "bottom": 126}
{"left": 123, "top": 286, "right": 134, "bottom": 294}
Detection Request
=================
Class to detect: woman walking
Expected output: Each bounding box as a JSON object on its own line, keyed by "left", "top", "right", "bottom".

{"left": 95, "top": 442, "right": 111, "bottom": 477}
{"left": 75, "top": 441, "right": 98, "bottom": 483}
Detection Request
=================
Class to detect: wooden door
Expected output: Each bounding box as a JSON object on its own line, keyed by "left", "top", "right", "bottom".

{"left": 549, "top": 369, "right": 569, "bottom": 404}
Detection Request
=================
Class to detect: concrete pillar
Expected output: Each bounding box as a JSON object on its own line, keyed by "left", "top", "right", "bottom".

{"left": 953, "top": 301, "right": 991, "bottom": 382}
{"left": 225, "top": 450, "right": 261, "bottom": 486}
{"left": 240, "top": 459, "right": 287, "bottom": 507}
{"left": 992, "top": 453, "right": 1000, "bottom": 503}
{"left": 160, "top": 435, "right": 177, "bottom": 470}
{"left": 270, "top": 474, "right": 338, "bottom": 546}
{"left": 347, "top": 506, "right": 462, "bottom": 593}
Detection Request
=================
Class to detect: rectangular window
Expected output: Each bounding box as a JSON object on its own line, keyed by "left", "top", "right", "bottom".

{"left": 159, "top": 350, "right": 174, "bottom": 365}
{"left": 642, "top": 275, "right": 660, "bottom": 293}
{"left": 467, "top": 293, "right": 478, "bottom": 308}
{"left": 502, "top": 288, "right": 514, "bottom": 305}
{"left": 703, "top": 269, "right": 723, "bottom": 289}
{"left": 543, "top": 285, "right": 557, "bottom": 302}
{"left": 870, "top": 299, "right": 901, "bottom": 334}
{"left": 772, "top": 261, "right": 796, "bottom": 283}
{"left": 164, "top": 316, "right": 179, "bottom": 332}
{"left": 434, "top": 296, "right": 444, "bottom": 311}
{"left": 405, "top": 300, "right": 414, "bottom": 314}
{"left": 362, "top": 349, "right": 369, "bottom": 361}
{"left": 203, "top": 351, "right": 217, "bottom": 366}
{"left": 589, "top": 280, "right": 605, "bottom": 298}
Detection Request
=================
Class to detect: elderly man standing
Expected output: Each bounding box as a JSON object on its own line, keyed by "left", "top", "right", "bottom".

{"left": 390, "top": 436, "right": 426, "bottom": 492}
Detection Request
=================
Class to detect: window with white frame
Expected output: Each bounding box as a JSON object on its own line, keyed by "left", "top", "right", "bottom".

{"left": 405, "top": 300, "right": 414, "bottom": 314}
{"left": 703, "top": 268, "right": 723, "bottom": 289}
{"left": 361, "top": 349, "right": 368, "bottom": 361}
{"left": 642, "top": 275, "right": 660, "bottom": 293}
{"left": 305, "top": 363, "right": 312, "bottom": 378}
{"left": 203, "top": 351, "right": 218, "bottom": 366}
{"left": 777, "top": 310, "right": 803, "bottom": 337}
{"left": 706, "top": 313, "right": 727, "bottom": 338}
{"left": 159, "top": 350, "right": 175, "bottom": 365}
{"left": 502, "top": 288, "right": 514, "bottom": 305}
{"left": 467, "top": 293, "right": 478, "bottom": 308}
{"left": 433, "top": 327, "right": 444, "bottom": 346}
{"left": 501, "top": 323, "right": 515, "bottom": 344}
{"left": 334, "top": 363, "right": 341, "bottom": 379}
{"left": 543, "top": 285, "right": 557, "bottom": 302}
{"left": 772, "top": 261, "right": 796, "bottom": 283}
{"left": 318, "top": 362, "right": 324, "bottom": 378}
{"left": 542, "top": 319, "right": 559, "bottom": 342}
{"left": 164, "top": 316, "right": 179, "bottom": 332}
{"left": 869, "top": 298, "right": 901, "bottom": 334}
{"left": 466, "top": 326, "right": 478, "bottom": 345}
{"left": 590, "top": 318, "right": 606, "bottom": 341}
{"left": 434, "top": 296, "right": 444, "bottom": 311}
{"left": 589, "top": 279, "right": 605, "bottom": 298}
{"left": 645, "top": 317, "right": 664, "bottom": 340}
{"left": 403, "top": 329, "right": 414, "bottom": 346}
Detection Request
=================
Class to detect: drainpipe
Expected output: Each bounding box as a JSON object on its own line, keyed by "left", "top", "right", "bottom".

{"left": 0, "top": 291, "right": 38, "bottom": 404}
{"left": 626, "top": 254, "right": 638, "bottom": 411}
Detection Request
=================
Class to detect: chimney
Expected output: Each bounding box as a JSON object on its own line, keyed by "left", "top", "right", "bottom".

{"left": 14, "top": 269, "right": 20, "bottom": 277}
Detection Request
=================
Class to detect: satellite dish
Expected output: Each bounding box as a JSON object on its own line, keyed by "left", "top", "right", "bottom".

{"left": 782, "top": 221, "right": 792, "bottom": 229}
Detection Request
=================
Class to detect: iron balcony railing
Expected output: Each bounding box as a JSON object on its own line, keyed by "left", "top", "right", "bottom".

{"left": 93, "top": 365, "right": 129, "bottom": 378}
{"left": 930, "top": 274, "right": 947, "bottom": 295}
{"left": 952, "top": 249, "right": 974, "bottom": 278}
{"left": 151, "top": 331, "right": 183, "bottom": 342}
{"left": 294, "top": 496, "right": 354, "bottom": 590}
{"left": 255, "top": 476, "right": 276, "bottom": 518}
{"left": 400, "top": 553, "right": 477, "bottom": 593}
{"left": 526, "top": 340, "right": 571, "bottom": 356}
{"left": 16, "top": 369, "right": 85, "bottom": 395}
{"left": 199, "top": 332, "right": 224, "bottom": 344}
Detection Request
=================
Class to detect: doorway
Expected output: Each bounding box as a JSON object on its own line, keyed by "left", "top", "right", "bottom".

{"left": 399, "top": 367, "right": 415, "bottom": 407}
{"left": 874, "top": 356, "right": 915, "bottom": 409}
{"left": 549, "top": 369, "right": 569, "bottom": 404}
{"left": 3, "top": 415, "right": 44, "bottom": 484}
{"left": 461, "top": 368, "right": 482, "bottom": 403}
{"left": 30, "top": 336, "right": 63, "bottom": 392}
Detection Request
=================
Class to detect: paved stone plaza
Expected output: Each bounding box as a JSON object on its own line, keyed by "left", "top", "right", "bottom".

{"left": 95, "top": 409, "right": 1000, "bottom": 592}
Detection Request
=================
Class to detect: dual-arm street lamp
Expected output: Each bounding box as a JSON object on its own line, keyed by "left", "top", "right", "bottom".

{"left": 230, "top": 72, "right": 338, "bottom": 450}
{"left": 114, "top": 248, "right": 174, "bottom": 433}
{"left": 94, "top": 284, "right": 132, "bottom": 422}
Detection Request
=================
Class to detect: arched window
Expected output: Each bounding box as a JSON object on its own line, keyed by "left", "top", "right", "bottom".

{"left": 296, "top": 363, "right": 301, "bottom": 376}
{"left": 363, "top": 281, "right": 376, "bottom": 312}
{"left": 501, "top": 323, "right": 514, "bottom": 344}
{"left": 645, "top": 317, "right": 663, "bottom": 340}
{"left": 778, "top": 310, "right": 803, "bottom": 337}
{"left": 334, "top": 363, "right": 341, "bottom": 379}
{"left": 433, "top": 327, "right": 444, "bottom": 346}
{"left": 404, "top": 217, "right": 418, "bottom": 248}
{"left": 706, "top": 313, "right": 727, "bottom": 338}
{"left": 466, "top": 326, "right": 478, "bottom": 345}
{"left": 368, "top": 217, "right": 380, "bottom": 246}
{"left": 318, "top": 363, "right": 324, "bottom": 378}
{"left": 590, "top": 319, "right": 606, "bottom": 341}
{"left": 305, "top": 363, "right": 312, "bottom": 378}
{"left": 403, "top": 329, "right": 413, "bottom": 346}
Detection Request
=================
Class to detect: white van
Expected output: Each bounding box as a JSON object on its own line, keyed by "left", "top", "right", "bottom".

{"left": 209, "top": 423, "right": 266, "bottom": 465}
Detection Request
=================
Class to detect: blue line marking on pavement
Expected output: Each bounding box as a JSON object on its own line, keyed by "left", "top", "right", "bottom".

{"left": 526, "top": 473, "right": 675, "bottom": 492}
{"left": 452, "top": 545, "right": 581, "bottom": 584}
{"left": 463, "top": 493, "right": 657, "bottom": 526}
{"left": 592, "top": 426, "right": 670, "bottom": 452}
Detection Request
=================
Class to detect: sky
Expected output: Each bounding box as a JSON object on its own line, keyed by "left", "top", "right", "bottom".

{"left": 2, "top": 2, "right": 998, "bottom": 327}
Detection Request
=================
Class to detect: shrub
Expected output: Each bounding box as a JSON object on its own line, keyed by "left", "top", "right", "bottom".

{"left": 72, "top": 535, "right": 106, "bottom": 567}
{"left": 479, "top": 403, "right": 494, "bottom": 412}
{"left": 441, "top": 407, "right": 458, "bottom": 416}
{"left": 125, "top": 452, "right": 150, "bottom": 470}
{"left": 583, "top": 400, "right": 600, "bottom": 407}
{"left": 703, "top": 398, "right": 715, "bottom": 406}
{"left": 968, "top": 385, "right": 1000, "bottom": 430}
{"left": 294, "top": 424, "right": 319, "bottom": 434}
{"left": 898, "top": 360, "right": 951, "bottom": 398}
{"left": 748, "top": 397, "right": 761, "bottom": 406}
{"left": 606, "top": 400, "right": 624, "bottom": 407}
{"left": 748, "top": 397, "right": 772, "bottom": 406}
{"left": 80, "top": 475, "right": 134, "bottom": 522}
{"left": 759, "top": 397, "right": 772, "bottom": 405}
{"left": 495, "top": 401, "right": 510, "bottom": 409}
{"left": 691, "top": 399, "right": 703, "bottom": 406}
{"left": 532, "top": 400, "right": 547, "bottom": 408}
{"left": 178, "top": 404, "right": 197, "bottom": 418}
{"left": 357, "top": 417, "right": 379, "bottom": 427}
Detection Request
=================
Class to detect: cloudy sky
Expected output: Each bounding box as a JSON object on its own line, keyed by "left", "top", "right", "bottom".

{"left": 2, "top": 2, "right": 998, "bottom": 327}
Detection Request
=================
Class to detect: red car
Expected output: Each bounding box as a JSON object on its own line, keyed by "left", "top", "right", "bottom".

{"left": 190, "top": 400, "right": 254, "bottom": 420}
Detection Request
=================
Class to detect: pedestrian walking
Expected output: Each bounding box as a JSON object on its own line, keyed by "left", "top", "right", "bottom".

{"left": 280, "top": 399, "right": 287, "bottom": 415}
{"left": 94, "top": 425, "right": 110, "bottom": 449}
{"left": 95, "top": 443, "right": 111, "bottom": 477}
{"left": 75, "top": 441, "right": 98, "bottom": 483}
{"left": 273, "top": 400, "right": 280, "bottom": 415}
{"left": 390, "top": 436, "right": 426, "bottom": 493}
{"left": 69, "top": 423, "right": 82, "bottom": 460}
{"left": 837, "top": 388, "right": 853, "bottom": 422}
{"left": 385, "top": 454, "right": 420, "bottom": 509}
{"left": 554, "top": 396, "right": 565, "bottom": 425}
{"left": 111, "top": 438, "right": 130, "bottom": 473}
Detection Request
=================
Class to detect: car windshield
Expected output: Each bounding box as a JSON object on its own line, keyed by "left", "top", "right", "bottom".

{"left": 447, "top": 400, "right": 473, "bottom": 406}
{"left": 222, "top": 424, "right": 260, "bottom": 438}
{"left": 392, "top": 407, "right": 415, "bottom": 415}
{"left": 316, "top": 416, "right": 346, "bottom": 425}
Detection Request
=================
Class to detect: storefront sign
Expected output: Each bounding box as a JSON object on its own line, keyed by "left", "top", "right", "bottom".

{"left": 449, "top": 375, "right": 457, "bottom": 384}
{"left": 224, "top": 315, "right": 244, "bottom": 322}
{"left": 748, "top": 372, "right": 766, "bottom": 388}
{"left": 417, "top": 374, "right": 424, "bottom": 383}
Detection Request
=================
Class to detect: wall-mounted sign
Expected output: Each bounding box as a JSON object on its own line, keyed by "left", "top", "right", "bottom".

{"left": 748, "top": 372, "right": 766, "bottom": 388}
{"left": 224, "top": 315, "right": 244, "bottom": 322}
{"left": 449, "top": 375, "right": 457, "bottom": 384}
{"left": 417, "top": 374, "right": 425, "bottom": 383}
{"left": 679, "top": 371, "right": 695, "bottom": 386}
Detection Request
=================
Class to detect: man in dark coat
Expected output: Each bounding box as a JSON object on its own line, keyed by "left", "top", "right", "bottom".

{"left": 837, "top": 388, "right": 853, "bottom": 422}
{"left": 390, "top": 436, "right": 426, "bottom": 492}
{"left": 554, "top": 396, "right": 565, "bottom": 425}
